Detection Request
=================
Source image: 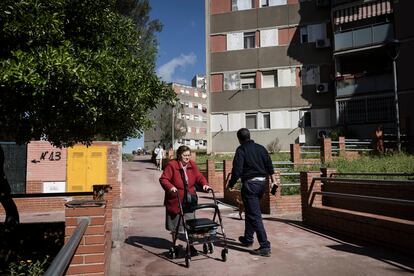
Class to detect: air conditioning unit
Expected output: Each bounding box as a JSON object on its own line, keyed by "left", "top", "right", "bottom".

{"left": 316, "top": 38, "right": 331, "bottom": 48}
{"left": 316, "top": 83, "right": 329, "bottom": 94}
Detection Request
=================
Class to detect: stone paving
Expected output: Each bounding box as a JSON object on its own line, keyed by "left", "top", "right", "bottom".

{"left": 108, "top": 155, "right": 414, "bottom": 276}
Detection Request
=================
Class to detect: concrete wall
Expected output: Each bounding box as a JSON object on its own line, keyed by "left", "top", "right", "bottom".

{"left": 211, "top": 128, "right": 302, "bottom": 152}
{"left": 301, "top": 171, "right": 414, "bottom": 253}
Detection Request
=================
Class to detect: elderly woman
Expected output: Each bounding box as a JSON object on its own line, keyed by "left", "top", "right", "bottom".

{"left": 159, "top": 145, "right": 210, "bottom": 253}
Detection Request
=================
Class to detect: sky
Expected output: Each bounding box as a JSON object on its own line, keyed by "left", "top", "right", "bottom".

{"left": 123, "top": 0, "right": 206, "bottom": 153}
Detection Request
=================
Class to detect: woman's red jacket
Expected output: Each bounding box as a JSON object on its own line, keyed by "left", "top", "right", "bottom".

{"left": 159, "top": 159, "right": 208, "bottom": 214}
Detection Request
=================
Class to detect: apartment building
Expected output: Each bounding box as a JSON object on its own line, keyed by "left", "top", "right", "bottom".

{"left": 332, "top": 0, "right": 414, "bottom": 145}
{"left": 206, "top": 0, "right": 335, "bottom": 153}
{"left": 144, "top": 80, "right": 208, "bottom": 151}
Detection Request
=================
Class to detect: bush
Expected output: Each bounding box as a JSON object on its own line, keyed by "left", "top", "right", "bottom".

{"left": 8, "top": 256, "right": 49, "bottom": 276}
{"left": 267, "top": 138, "right": 281, "bottom": 154}
{"left": 122, "top": 153, "right": 134, "bottom": 161}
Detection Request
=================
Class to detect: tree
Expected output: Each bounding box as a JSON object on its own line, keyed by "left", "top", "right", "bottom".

{"left": 159, "top": 102, "right": 187, "bottom": 149}
{"left": 0, "top": 0, "right": 175, "bottom": 224}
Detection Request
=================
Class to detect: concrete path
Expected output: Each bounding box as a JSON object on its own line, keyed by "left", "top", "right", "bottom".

{"left": 109, "top": 156, "right": 414, "bottom": 276}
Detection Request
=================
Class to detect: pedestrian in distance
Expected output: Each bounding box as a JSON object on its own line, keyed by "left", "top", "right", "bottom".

{"left": 159, "top": 145, "right": 211, "bottom": 255}
{"left": 374, "top": 125, "right": 385, "bottom": 154}
{"left": 154, "top": 144, "right": 165, "bottom": 171}
{"left": 227, "top": 128, "right": 277, "bottom": 257}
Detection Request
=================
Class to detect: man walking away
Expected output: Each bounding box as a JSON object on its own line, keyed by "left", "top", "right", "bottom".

{"left": 227, "top": 128, "right": 277, "bottom": 257}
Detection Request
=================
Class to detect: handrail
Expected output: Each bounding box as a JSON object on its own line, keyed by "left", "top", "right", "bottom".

{"left": 313, "top": 191, "right": 414, "bottom": 207}
{"left": 44, "top": 218, "right": 89, "bottom": 276}
{"left": 329, "top": 172, "right": 414, "bottom": 177}
{"left": 10, "top": 192, "right": 94, "bottom": 198}
{"left": 314, "top": 177, "right": 414, "bottom": 186}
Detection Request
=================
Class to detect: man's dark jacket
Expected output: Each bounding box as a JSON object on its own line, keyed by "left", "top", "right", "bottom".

{"left": 228, "top": 140, "right": 274, "bottom": 188}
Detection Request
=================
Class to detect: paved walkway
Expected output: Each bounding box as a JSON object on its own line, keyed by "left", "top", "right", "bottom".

{"left": 109, "top": 156, "right": 414, "bottom": 276}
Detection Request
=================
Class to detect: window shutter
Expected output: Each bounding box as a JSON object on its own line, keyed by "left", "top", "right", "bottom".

{"left": 227, "top": 32, "right": 243, "bottom": 50}
{"left": 277, "top": 68, "right": 296, "bottom": 87}
{"left": 237, "top": 0, "right": 252, "bottom": 10}
{"left": 224, "top": 72, "right": 241, "bottom": 90}
{"left": 269, "top": 0, "right": 287, "bottom": 6}
{"left": 260, "top": 28, "right": 278, "bottom": 47}
{"left": 262, "top": 71, "right": 276, "bottom": 88}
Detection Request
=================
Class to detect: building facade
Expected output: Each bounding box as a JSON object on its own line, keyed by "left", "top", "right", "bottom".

{"left": 144, "top": 80, "right": 208, "bottom": 151}
{"left": 332, "top": 0, "right": 414, "bottom": 147}
{"left": 206, "top": 0, "right": 335, "bottom": 153}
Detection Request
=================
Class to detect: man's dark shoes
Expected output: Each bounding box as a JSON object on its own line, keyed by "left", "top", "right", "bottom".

{"left": 238, "top": 236, "right": 253, "bottom": 247}
{"left": 252, "top": 247, "right": 271, "bottom": 257}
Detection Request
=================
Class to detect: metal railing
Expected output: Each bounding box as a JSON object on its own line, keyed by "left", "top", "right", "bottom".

{"left": 329, "top": 172, "right": 414, "bottom": 178}
{"left": 44, "top": 218, "right": 89, "bottom": 276}
{"left": 313, "top": 191, "right": 414, "bottom": 207}
{"left": 315, "top": 177, "right": 414, "bottom": 186}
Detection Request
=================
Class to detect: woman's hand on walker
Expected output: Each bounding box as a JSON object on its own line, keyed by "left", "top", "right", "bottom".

{"left": 203, "top": 185, "right": 212, "bottom": 192}
{"left": 170, "top": 187, "right": 177, "bottom": 193}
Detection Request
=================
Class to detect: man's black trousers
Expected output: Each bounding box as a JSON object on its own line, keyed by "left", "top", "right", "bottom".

{"left": 241, "top": 179, "right": 270, "bottom": 249}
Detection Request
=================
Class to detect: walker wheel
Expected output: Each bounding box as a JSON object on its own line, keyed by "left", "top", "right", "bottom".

{"left": 208, "top": 242, "right": 214, "bottom": 254}
{"left": 221, "top": 249, "right": 227, "bottom": 262}
{"left": 168, "top": 247, "right": 175, "bottom": 259}
{"left": 185, "top": 255, "right": 191, "bottom": 268}
{"left": 203, "top": 243, "right": 208, "bottom": 254}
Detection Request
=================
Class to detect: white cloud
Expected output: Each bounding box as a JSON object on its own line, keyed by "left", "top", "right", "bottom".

{"left": 157, "top": 53, "right": 197, "bottom": 83}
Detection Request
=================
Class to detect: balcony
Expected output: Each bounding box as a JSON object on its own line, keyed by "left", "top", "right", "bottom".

{"left": 334, "top": 23, "right": 394, "bottom": 52}
{"left": 336, "top": 73, "right": 393, "bottom": 97}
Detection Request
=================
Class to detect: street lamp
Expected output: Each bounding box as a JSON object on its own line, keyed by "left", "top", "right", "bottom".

{"left": 386, "top": 39, "right": 401, "bottom": 152}
{"left": 171, "top": 100, "right": 176, "bottom": 150}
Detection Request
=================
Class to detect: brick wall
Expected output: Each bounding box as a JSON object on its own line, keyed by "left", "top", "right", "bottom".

{"left": 65, "top": 201, "right": 109, "bottom": 276}
{"left": 26, "top": 141, "right": 67, "bottom": 182}
{"left": 0, "top": 141, "right": 122, "bottom": 215}
{"left": 301, "top": 170, "right": 414, "bottom": 253}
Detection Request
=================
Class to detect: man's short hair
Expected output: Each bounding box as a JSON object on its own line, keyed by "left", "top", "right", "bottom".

{"left": 237, "top": 128, "right": 250, "bottom": 143}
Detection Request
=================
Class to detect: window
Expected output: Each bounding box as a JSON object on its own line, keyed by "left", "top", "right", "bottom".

{"left": 260, "top": 28, "right": 278, "bottom": 47}
{"left": 277, "top": 68, "right": 296, "bottom": 87}
{"left": 180, "top": 89, "right": 184, "bottom": 93}
{"left": 232, "top": 0, "right": 252, "bottom": 11}
{"left": 190, "top": 114, "right": 194, "bottom": 120}
{"left": 262, "top": 70, "right": 277, "bottom": 88}
{"left": 188, "top": 102, "right": 193, "bottom": 108}
{"left": 241, "top": 72, "right": 256, "bottom": 89}
{"left": 194, "top": 92, "right": 199, "bottom": 97}
{"left": 301, "top": 65, "right": 320, "bottom": 85}
{"left": 194, "top": 103, "right": 199, "bottom": 109}
{"left": 227, "top": 32, "right": 243, "bottom": 51}
{"left": 196, "top": 128, "right": 200, "bottom": 134}
{"left": 263, "top": 113, "right": 270, "bottom": 129}
{"left": 260, "top": 0, "right": 287, "bottom": 7}
{"left": 303, "top": 111, "right": 312, "bottom": 127}
{"left": 211, "top": 114, "right": 228, "bottom": 132}
{"left": 202, "top": 93, "right": 207, "bottom": 99}
{"left": 224, "top": 72, "right": 241, "bottom": 90}
{"left": 300, "top": 26, "right": 308, "bottom": 43}
{"left": 184, "top": 102, "right": 189, "bottom": 107}
{"left": 301, "top": 23, "right": 326, "bottom": 43}
{"left": 194, "top": 115, "right": 199, "bottom": 121}
{"left": 246, "top": 113, "right": 257, "bottom": 129}
{"left": 244, "top": 32, "right": 255, "bottom": 49}
{"left": 187, "top": 127, "right": 192, "bottom": 133}
{"left": 185, "top": 90, "right": 190, "bottom": 94}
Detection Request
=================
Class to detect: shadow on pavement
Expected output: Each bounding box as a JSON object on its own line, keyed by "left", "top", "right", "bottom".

{"left": 264, "top": 217, "right": 414, "bottom": 272}
{"left": 125, "top": 236, "right": 223, "bottom": 267}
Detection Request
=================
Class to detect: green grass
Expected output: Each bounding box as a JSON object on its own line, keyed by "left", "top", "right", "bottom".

{"left": 325, "top": 153, "right": 414, "bottom": 180}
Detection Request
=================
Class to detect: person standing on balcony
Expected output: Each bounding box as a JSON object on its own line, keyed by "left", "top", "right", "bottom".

{"left": 227, "top": 128, "right": 277, "bottom": 257}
